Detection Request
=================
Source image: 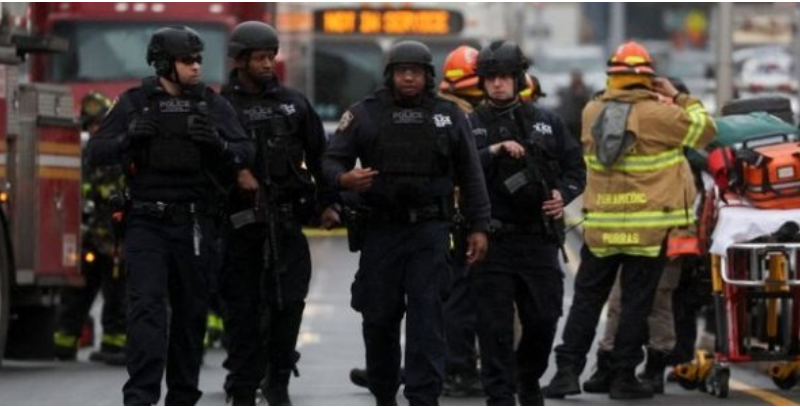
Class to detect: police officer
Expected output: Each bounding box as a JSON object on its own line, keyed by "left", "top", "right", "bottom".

{"left": 54, "top": 91, "right": 127, "bottom": 365}
{"left": 218, "top": 21, "right": 337, "bottom": 406}
{"left": 542, "top": 41, "right": 715, "bottom": 401}
{"left": 87, "top": 26, "right": 254, "bottom": 405}
{"left": 469, "top": 41, "right": 586, "bottom": 406}
{"left": 324, "top": 40, "right": 490, "bottom": 406}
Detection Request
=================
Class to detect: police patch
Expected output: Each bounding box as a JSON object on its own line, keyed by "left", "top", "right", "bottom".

{"left": 337, "top": 110, "right": 354, "bottom": 132}
{"left": 433, "top": 114, "right": 452, "bottom": 128}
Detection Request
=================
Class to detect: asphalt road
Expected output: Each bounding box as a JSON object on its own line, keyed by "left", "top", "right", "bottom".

{"left": 1, "top": 229, "right": 799, "bottom": 405}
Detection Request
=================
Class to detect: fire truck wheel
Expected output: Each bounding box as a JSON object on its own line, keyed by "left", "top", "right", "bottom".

{"left": 0, "top": 220, "right": 9, "bottom": 366}
{"left": 721, "top": 96, "right": 795, "bottom": 124}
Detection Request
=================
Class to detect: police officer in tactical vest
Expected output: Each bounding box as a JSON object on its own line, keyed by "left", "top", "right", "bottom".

{"left": 469, "top": 41, "right": 586, "bottom": 406}
{"left": 87, "top": 26, "right": 254, "bottom": 406}
{"left": 219, "top": 21, "right": 337, "bottom": 406}
{"left": 323, "top": 40, "right": 490, "bottom": 406}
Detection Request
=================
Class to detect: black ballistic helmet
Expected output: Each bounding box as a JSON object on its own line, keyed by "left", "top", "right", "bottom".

{"left": 476, "top": 41, "right": 529, "bottom": 91}
{"left": 147, "top": 26, "right": 204, "bottom": 78}
{"left": 384, "top": 40, "right": 435, "bottom": 90}
{"left": 228, "top": 21, "right": 279, "bottom": 59}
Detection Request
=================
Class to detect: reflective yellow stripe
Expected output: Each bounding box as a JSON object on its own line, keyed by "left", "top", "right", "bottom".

{"left": 591, "top": 245, "right": 663, "bottom": 257}
{"left": 207, "top": 313, "right": 224, "bottom": 330}
{"left": 585, "top": 148, "right": 684, "bottom": 173}
{"left": 585, "top": 210, "right": 694, "bottom": 229}
{"left": 53, "top": 331, "right": 78, "bottom": 348}
{"left": 101, "top": 333, "right": 127, "bottom": 347}
{"left": 682, "top": 104, "right": 707, "bottom": 148}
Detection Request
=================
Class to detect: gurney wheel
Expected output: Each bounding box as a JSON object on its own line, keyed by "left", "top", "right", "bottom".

{"left": 707, "top": 366, "right": 730, "bottom": 398}
{"left": 772, "top": 374, "right": 799, "bottom": 390}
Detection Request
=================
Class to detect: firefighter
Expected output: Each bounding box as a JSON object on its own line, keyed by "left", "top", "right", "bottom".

{"left": 438, "top": 44, "right": 486, "bottom": 398}
{"left": 582, "top": 78, "right": 699, "bottom": 396}
{"left": 218, "top": 21, "right": 338, "bottom": 406}
{"left": 542, "top": 41, "right": 715, "bottom": 400}
{"left": 519, "top": 73, "right": 547, "bottom": 104}
{"left": 86, "top": 26, "right": 254, "bottom": 405}
{"left": 469, "top": 41, "right": 585, "bottom": 406}
{"left": 54, "top": 91, "right": 127, "bottom": 365}
{"left": 323, "top": 40, "right": 490, "bottom": 405}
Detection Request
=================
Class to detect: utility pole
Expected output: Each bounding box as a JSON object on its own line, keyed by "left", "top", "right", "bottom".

{"left": 716, "top": 2, "right": 734, "bottom": 110}
{"left": 794, "top": 4, "right": 800, "bottom": 115}
{"left": 608, "top": 3, "right": 626, "bottom": 53}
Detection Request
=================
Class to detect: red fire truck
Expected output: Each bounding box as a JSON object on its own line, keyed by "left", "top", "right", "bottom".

{"left": 0, "top": 3, "right": 82, "bottom": 362}
{"left": 0, "top": 2, "right": 277, "bottom": 363}
{"left": 29, "top": 2, "right": 276, "bottom": 108}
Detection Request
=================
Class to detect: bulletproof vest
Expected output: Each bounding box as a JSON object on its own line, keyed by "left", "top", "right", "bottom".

{"left": 232, "top": 95, "right": 308, "bottom": 189}
{"left": 374, "top": 97, "right": 451, "bottom": 207}
{"left": 135, "top": 80, "right": 206, "bottom": 173}
{"left": 477, "top": 104, "right": 548, "bottom": 210}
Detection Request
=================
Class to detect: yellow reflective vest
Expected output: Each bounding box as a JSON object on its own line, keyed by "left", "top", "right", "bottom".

{"left": 581, "top": 89, "right": 716, "bottom": 257}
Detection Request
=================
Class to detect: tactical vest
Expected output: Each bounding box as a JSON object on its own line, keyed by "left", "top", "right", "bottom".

{"left": 476, "top": 104, "right": 548, "bottom": 211}
{"left": 230, "top": 92, "right": 311, "bottom": 191}
{"left": 373, "top": 97, "right": 451, "bottom": 207}
{"left": 133, "top": 79, "right": 207, "bottom": 174}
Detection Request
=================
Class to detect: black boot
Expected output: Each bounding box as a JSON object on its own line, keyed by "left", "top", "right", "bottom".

{"left": 542, "top": 369, "right": 581, "bottom": 399}
{"left": 582, "top": 349, "right": 613, "bottom": 393}
{"left": 262, "top": 369, "right": 292, "bottom": 406}
{"left": 443, "top": 371, "right": 483, "bottom": 397}
{"left": 518, "top": 381, "right": 544, "bottom": 406}
{"left": 349, "top": 367, "right": 369, "bottom": 388}
{"left": 609, "top": 370, "right": 654, "bottom": 400}
{"left": 230, "top": 394, "right": 256, "bottom": 406}
{"left": 638, "top": 348, "right": 670, "bottom": 394}
{"left": 375, "top": 394, "right": 398, "bottom": 406}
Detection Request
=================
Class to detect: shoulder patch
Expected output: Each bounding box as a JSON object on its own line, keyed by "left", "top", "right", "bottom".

{"left": 337, "top": 110, "right": 354, "bottom": 132}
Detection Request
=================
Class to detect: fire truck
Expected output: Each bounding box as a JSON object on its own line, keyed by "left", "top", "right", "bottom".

{"left": 29, "top": 2, "right": 277, "bottom": 108}
{"left": 0, "top": 2, "right": 82, "bottom": 362}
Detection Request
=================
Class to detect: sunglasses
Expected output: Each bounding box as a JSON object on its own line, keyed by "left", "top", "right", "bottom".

{"left": 177, "top": 55, "right": 203, "bottom": 65}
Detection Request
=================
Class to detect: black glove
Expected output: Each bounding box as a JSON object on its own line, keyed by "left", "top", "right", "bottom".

{"left": 122, "top": 116, "right": 159, "bottom": 151}
{"left": 188, "top": 116, "right": 227, "bottom": 155}
{"left": 128, "top": 116, "right": 159, "bottom": 141}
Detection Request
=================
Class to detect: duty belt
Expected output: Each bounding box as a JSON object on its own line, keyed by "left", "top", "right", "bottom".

{"left": 131, "top": 201, "right": 208, "bottom": 222}
{"left": 369, "top": 204, "right": 448, "bottom": 225}
{"left": 489, "top": 219, "right": 543, "bottom": 236}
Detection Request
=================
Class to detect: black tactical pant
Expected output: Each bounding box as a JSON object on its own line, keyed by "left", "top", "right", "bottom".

{"left": 221, "top": 222, "right": 311, "bottom": 398}
{"left": 554, "top": 244, "right": 665, "bottom": 376}
{"left": 444, "top": 250, "right": 478, "bottom": 378}
{"left": 56, "top": 249, "right": 126, "bottom": 349}
{"left": 122, "top": 214, "right": 217, "bottom": 406}
{"left": 474, "top": 234, "right": 563, "bottom": 405}
{"left": 352, "top": 221, "right": 452, "bottom": 406}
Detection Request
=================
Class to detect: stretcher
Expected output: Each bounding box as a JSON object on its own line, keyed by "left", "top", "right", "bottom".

{"left": 675, "top": 188, "right": 800, "bottom": 397}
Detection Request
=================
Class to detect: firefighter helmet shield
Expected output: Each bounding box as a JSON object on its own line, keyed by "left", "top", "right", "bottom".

{"left": 79, "top": 91, "right": 112, "bottom": 130}
{"left": 147, "top": 26, "right": 205, "bottom": 78}
{"left": 228, "top": 21, "right": 279, "bottom": 59}
{"left": 439, "top": 45, "right": 480, "bottom": 92}
{"left": 607, "top": 41, "right": 655, "bottom": 75}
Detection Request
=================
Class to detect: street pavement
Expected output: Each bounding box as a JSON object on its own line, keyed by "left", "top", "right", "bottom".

{"left": 1, "top": 229, "right": 799, "bottom": 405}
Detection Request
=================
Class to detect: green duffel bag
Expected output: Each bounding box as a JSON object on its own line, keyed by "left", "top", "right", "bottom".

{"left": 686, "top": 112, "right": 799, "bottom": 171}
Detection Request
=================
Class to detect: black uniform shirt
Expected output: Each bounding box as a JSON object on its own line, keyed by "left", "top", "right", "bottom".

{"left": 221, "top": 72, "right": 335, "bottom": 209}
{"left": 470, "top": 101, "right": 586, "bottom": 222}
{"left": 323, "top": 88, "right": 490, "bottom": 232}
{"left": 87, "top": 77, "right": 254, "bottom": 203}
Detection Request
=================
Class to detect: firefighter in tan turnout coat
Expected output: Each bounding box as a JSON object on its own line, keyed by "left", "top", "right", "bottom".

{"left": 543, "top": 41, "right": 716, "bottom": 401}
